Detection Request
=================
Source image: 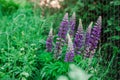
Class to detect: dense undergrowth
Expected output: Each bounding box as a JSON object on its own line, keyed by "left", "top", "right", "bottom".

{"left": 0, "top": 0, "right": 119, "bottom": 80}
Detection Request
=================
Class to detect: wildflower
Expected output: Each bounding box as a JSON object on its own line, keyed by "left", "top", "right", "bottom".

{"left": 84, "top": 22, "right": 93, "bottom": 57}
{"left": 74, "top": 19, "right": 84, "bottom": 54}
{"left": 54, "top": 38, "right": 64, "bottom": 59}
{"left": 64, "top": 34, "right": 74, "bottom": 62}
{"left": 85, "top": 16, "right": 102, "bottom": 58}
{"left": 89, "top": 16, "right": 102, "bottom": 57}
{"left": 54, "top": 13, "right": 69, "bottom": 59}
{"left": 69, "top": 12, "right": 76, "bottom": 37}
{"left": 58, "top": 13, "right": 69, "bottom": 40}
{"left": 85, "top": 22, "right": 93, "bottom": 47}
{"left": 46, "top": 28, "right": 53, "bottom": 52}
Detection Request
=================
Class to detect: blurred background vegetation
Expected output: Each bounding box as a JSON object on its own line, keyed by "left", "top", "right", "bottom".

{"left": 0, "top": 0, "right": 119, "bottom": 80}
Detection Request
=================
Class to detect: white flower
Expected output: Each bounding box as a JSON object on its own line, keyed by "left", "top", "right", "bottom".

{"left": 57, "top": 76, "right": 68, "bottom": 80}
{"left": 68, "top": 64, "right": 92, "bottom": 80}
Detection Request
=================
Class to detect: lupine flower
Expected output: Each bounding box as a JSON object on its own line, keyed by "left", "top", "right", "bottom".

{"left": 54, "top": 38, "right": 64, "bottom": 59}
{"left": 89, "top": 16, "right": 102, "bottom": 57}
{"left": 46, "top": 28, "right": 53, "bottom": 52}
{"left": 69, "top": 12, "right": 76, "bottom": 37}
{"left": 58, "top": 13, "right": 69, "bottom": 40}
{"left": 74, "top": 19, "right": 84, "bottom": 54}
{"left": 54, "top": 13, "right": 69, "bottom": 59}
{"left": 85, "top": 16, "right": 102, "bottom": 58}
{"left": 85, "top": 22, "right": 93, "bottom": 47}
{"left": 64, "top": 34, "right": 74, "bottom": 62}
{"left": 84, "top": 22, "right": 93, "bottom": 57}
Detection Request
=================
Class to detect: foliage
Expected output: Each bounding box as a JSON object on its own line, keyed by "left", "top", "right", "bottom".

{"left": 0, "top": 8, "right": 61, "bottom": 80}
{"left": 0, "top": 0, "right": 119, "bottom": 80}
{"left": 0, "top": 0, "right": 28, "bottom": 7}
{"left": 40, "top": 61, "right": 69, "bottom": 80}
{"left": 0, "top": 0, "right": 30, "bottom": 15}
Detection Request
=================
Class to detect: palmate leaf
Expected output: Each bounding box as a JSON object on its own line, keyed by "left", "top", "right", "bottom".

{"left": 108, "top": 35, "right": 120, "bottom": 40}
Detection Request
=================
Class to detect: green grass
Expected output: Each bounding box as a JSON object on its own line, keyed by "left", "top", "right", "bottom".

{"left": 0, "top": 8, "right": 53, "bottom": 80}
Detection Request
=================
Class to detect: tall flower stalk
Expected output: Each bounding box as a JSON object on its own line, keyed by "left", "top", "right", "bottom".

{"left": 84, "top": 16, "right": 102, "bottom": 58}
{"left": 58, "top": 13, "right": 69, "bottom": 40}
{"left": 46, "top": 13, "right": 102, "bottom": 61}
{"left": 54, "top": 38, "right": 64, "bottom": 59}
{"left": 89, "top": 16, "right": 102, "bottom": 57}
{"left": 64, "top": 34, "right": 74, "bottom": 62}
{"left": 84, "top": 22, "right": 93, "bottom": 57}
{"left": 46, "top": 28, "right": 53, "bottom": 52}
{"left": 85, "top": 22, "right": 93, "bottom": 47}
{"left": 69, "top": 12, "right": 76, "bottom": 38}
{"left": 54, "top": 13, "right": 69, "bottom": 59}
{"left": 74, "top": 19, "right": 84, "bottom": 54}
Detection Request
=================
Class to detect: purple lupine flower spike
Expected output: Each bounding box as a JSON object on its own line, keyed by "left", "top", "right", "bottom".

{"left": 54, "top": 38, "right": 64, "bottom": 59}
{"left": 58, "top": 13, "right": 69, "bottom": 40}
{"left": 85, "top": 22, "right": 93, "bottom": 47}
{"left": 69, "top": 12, "right": 76, "bottom": 37}
{"left": 84, "top": 22, "right": 93, "bottom": 57}
{"left": 89, "top": 16, "right": 102, "bottom": 57}
{"left": 84, "top": 16, "right": 102, "bottom": 58}
{"left": 46, "top": 28, "right": 53, "bottom": 52}
{"left": 64, "top": 34, "right": 74, "bottom": 62}
{"left": 54, "top": 13, "right": 69, "bottom": 59}
{"left": 74, "top": 19, "right": 84, "bottom": 54}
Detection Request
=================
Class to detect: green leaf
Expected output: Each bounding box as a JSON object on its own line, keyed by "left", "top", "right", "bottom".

{"left": 104, "top": 28, "right": 112, "bottom": 33}
{"left": 115, "top": 26, "right": 120, "bottom": 31}
{"left": 108, "top": 35, "right": 120, "bottom": 40}
{"left": 110, "top": 1, "right": 120, "bottom": 6}
{"left": 107, "top": 20, "right": 112, "bottom": 26}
